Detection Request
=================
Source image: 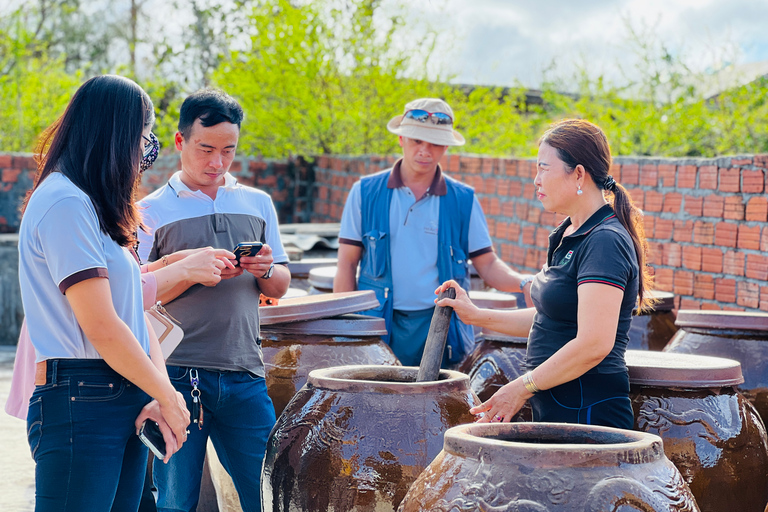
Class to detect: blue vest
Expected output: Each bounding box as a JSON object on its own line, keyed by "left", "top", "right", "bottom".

{"left": 358, "top": 168, "right": 476, "bottom": 363}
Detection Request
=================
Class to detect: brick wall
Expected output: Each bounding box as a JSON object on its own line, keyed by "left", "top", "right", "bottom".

{"left": 0, "top": 153, "right": 314, "bottom": 231}
{"left": 312, "top": 153, "right": 768, "bottom": 313}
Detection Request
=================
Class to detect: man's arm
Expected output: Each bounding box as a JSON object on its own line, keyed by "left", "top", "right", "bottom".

{"left": 334, "top": 243, "right": 362, "bottom": 292}
{"left": 238, "top": 243, "right": 291, "bottom": 298}
{"left": 471, "top": 251, "right": 534, "bottom": 305}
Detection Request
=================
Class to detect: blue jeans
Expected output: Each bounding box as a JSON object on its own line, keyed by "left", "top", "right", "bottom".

{"left": 153, "top": 366, "right": 276, "bottom": 512}
{"left": 27, "top": 359, "right": 151, "bottom": 512}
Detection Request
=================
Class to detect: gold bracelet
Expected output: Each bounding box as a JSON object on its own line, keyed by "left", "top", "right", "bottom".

{"left": 522, "top": 371, "right": 540, "bottom": 394}
{"left": 161, "top": 255, "right": 169, "bottom": 267}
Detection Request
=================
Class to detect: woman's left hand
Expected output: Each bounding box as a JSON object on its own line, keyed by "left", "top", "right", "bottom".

{"left": 470, "top": 378, "right": 533, "bottom": 423}
{"left": 435, "top": 280, "right": 480, "bottom": 325}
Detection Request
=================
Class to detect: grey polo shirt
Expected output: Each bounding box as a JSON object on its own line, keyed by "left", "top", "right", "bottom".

{"left": 339, "top": 162, "right": 493, "bottom": 311}
{"left": 137, "top": 172, "right": 288, "bottom": 376}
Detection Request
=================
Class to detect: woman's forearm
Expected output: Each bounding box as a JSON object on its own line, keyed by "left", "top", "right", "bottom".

{"left": 466, "top": 306, "right": 536, "bottom": 338}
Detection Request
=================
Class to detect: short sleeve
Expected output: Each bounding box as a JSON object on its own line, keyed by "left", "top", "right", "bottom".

{"left": 38, "top": 196, "right": 108, "bottom": 293}
{"left": 468, "top": 196, "right": 493, "bottom": 256}
{"left": 263, "top": 199, "right": 289, "bottom": 264}
{"left": 338, "top": 181, "right": 363, "bottom": 246}
{"left": 575, "top": 229, "right": 636, "bottom": 292}
{"left": 137, "top": 205, "right": 156, "bottom": 263}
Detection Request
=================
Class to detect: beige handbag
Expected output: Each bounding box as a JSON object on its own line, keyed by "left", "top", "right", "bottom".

{"left": 145, "top": 302, "right": 184, "bottom": 360}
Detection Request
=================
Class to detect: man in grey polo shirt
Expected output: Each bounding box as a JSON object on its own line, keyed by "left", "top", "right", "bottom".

{"left": 334, "top": 97, "right": 533, "bottom": 367}
{"left": 137, "top": 89, "right": 290, "bottom": 512}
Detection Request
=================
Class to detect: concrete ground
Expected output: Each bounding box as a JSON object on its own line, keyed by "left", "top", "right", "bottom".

{"left": 0, "top": 346, "right": 35, "bottom": 512}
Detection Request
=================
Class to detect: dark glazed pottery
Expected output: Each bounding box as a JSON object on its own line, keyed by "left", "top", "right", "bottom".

{"left": 665, "top": 309, "right": 768, "bottom": 425}
{"left": 627, "top": 350, "right": 768, "bottom": 512}
{"left": 458, "top": 329, "right": 527, "bottom": 402}
{"left": 261, "top": 314, "right": 399, "bottom": 416}
{"left": 628, "top": 290, "right": 678, "bottom": 351}
{"left": 398, "top": 422, "right": 700, "bottom": 511}
{"left": 261, "top": 365, "right": 480, "bottom": 512}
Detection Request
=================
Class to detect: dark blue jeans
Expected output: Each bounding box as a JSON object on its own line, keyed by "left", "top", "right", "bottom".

{"left": 27, "top": 359, "right": 151, "bottom": 512}
{"left": 153, "top": 366, "right": 276, "bottom": 512}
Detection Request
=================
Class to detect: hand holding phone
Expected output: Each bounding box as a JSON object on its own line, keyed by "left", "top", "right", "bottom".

{"left": 138, "top": 419, "right": 166, "bottom": 459}
{"left": 233, "top": 242, "right": 264, "bottom": 264}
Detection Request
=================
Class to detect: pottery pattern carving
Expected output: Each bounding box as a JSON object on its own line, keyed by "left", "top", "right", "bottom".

{"left": 637, "top": 395, "right": 741, "bottom": 446}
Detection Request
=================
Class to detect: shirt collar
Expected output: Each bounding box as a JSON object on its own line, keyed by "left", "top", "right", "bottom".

{"left": 386, "top": 158, "right": 447, "bottom": 196}
{"left": 167, "top": 171, "right": 238, "bottom": 197}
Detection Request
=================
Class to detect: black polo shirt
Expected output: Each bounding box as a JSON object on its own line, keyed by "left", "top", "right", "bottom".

{"left": 527, "top": 204, "right": 639, "bottom": 374}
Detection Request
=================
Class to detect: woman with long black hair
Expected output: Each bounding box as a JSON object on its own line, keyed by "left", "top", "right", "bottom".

{"left": 19, "top": 75, "right": 190, "bottom": 511}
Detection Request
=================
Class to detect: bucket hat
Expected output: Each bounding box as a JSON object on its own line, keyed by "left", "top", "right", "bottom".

{"left": 386, "top": 98, "right": 465, "bottom": 146}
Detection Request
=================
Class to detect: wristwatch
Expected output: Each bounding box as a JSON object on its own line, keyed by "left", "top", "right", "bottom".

{"left": 261, "top": 264, "right": 275, "bottom": 280}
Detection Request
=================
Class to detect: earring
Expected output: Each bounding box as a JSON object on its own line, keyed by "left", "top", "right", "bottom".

{"left": 577, "top": 184, "right": 583, "bottom": 196}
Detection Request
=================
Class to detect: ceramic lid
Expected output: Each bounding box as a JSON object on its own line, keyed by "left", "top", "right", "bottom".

{"left": 260, "top": 290, "right": 379, "bottom": 325}
{"left": 307, "top": 266, "right": 337, "bottom": 290}
{"left": 282, "top": 288, "right": 308, "bottom": 299}
{"left": 287, "top": 258, "right": 338, "bottom": 278}
{"left": 262, "top": 314, "right": 387, "bottom": 336}
{"left": 479, "top": 329, "right": 528, "bottom": 345}
{"left": 640, "top": 290, "right": 675, "bottom": 312}
{"left": 675, "top": 309, "right": 768, "bottom": 331}
{"left": 625, "top": 349, "right": 743, "bottom": 387}
{"left": 469, "top": 290, "right": 518, "bottom": 310}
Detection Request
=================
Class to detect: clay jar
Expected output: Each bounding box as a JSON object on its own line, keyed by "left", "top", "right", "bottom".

{"left": 262, "top": 365, "right": 479, "bottom": 512}
{"left": 665, "top": 310, "right": 768, "bottom": 425}
{"left": 261, "top": 314, "right": 399, "bottom": 416}
{"left": 628, "top": 290, "right": 678, "bottom": 351}
{"left": 286, "top": 258, "right": 337, "bottom": 291}
{"left": 399, "top": 422, "right": 699, "bottom": 511}
{"left": 626, "top": 350, "right": 768, "bottom": 512}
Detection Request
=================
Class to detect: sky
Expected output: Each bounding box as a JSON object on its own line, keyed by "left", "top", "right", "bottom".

{"left": 409, "top": 0, "right": 768, "bottom": 90}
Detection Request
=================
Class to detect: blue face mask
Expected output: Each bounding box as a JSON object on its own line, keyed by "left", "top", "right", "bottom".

{"left": 140, "top": 132, "right": 160, "bottom": 173}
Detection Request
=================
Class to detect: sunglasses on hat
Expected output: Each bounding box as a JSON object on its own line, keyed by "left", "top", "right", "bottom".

{"left": 404, "top": 109, "right": 453, "bottom": 126}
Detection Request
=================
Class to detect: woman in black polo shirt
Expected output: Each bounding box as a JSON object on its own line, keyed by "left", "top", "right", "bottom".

{"left": 438, "top": 119, "right": 654, "bottom": 429}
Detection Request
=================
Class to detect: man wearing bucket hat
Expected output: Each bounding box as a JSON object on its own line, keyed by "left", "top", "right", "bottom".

{"left": 334, "top": 97, "right": 534, "bottom": 367}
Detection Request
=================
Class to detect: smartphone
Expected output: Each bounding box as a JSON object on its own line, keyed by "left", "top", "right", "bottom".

{"left": 138, "top": 420, "right": 166, "bottom": 459}
{"left": 233, "top": 241, "right": 263, "bottom": 263}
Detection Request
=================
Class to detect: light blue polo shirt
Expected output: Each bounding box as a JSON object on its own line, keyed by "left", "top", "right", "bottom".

{"left": 18, "top": 172, "right": 150, "bottom": 361}
{"left": 339, "top": 164, "right": 493, "bottom": 311}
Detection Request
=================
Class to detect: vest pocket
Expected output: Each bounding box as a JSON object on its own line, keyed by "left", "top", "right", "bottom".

{"left": 449, "top": 245, "right": 468, "bottom": 281}
{"left": 361, "top": 230, "right": 388, "bottom": 278}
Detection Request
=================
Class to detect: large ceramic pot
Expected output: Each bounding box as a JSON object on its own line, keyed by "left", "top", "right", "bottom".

{"left": 628, "top": 290, "right": 678, "bottom": 351}
{"left": 262, "top": 365, "right": 479, "bottom": 512}
{"left": 286, "top": 257, "right": 337, "bottom": 291}
{"left": 262, "top": 314, "right": 399, "bottom": 416}
{"left": 399, "top": 422, "right": 700, "bottom": 511}
{"left": 458, "top": 329, "right": 531, "bottom": 422}
{"left": 665, "top": 310, "right": 768, "bottom": 425}
{"left": 626, "top": 350, "right": 768, "bottom": 512}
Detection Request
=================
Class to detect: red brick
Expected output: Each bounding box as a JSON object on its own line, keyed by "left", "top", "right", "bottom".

{"left": 664, "top": 243, "right": 682, "bottom": 266}
{"left": 462, "top": 156, "right": 482, "bottom": 174}
{"left": 536, "top": 227, "right": 550, "bottom": 248}
{"left": 643, "top": 216, "right": 655, "bottom": 238}
{"left": 495, "top": 221, "right": 508, "bottom": 239}
{"left": 516, "top": 202, "right": 529, "bottom": 220}
{"left": 746, "top": 197, "right": 768, "bottom": 222}
{"left": 701, "top": 303, "right": 723, "bottom": 311}
{"left": 654, "top": 268, "right": 674, "bottom": 291}
{"left": 501, "top": 200, "right": 515, "bottom": 218}
{"left": 732, "top": 157, "right": 753, "bottom": 166}
{"left": 518, "top": 160, "right": 535, "bottom": 178}
{"left": 743, "top": 169, "right": 764, "bottom": 193}
{"left": 2, "top": 168, "right": 21, "bottom": 183}
{"left": 674, "top": 271, "right": 694, "bottom": 295}
{"left": 507, "top": 223, "right": 521, "bottom": 242}
{"left": 527, "top": 207, "right": 542, "bottom": 224}
{"left": 672, "top": 220, "right": 693, "bottom": 243}
{"left": 724, "top": 196, "right": 745, "bottom": 221}
{"left": 503, "top": 159, "right": 517, "bottom": 176}
{"left": 511, "top": 246, "right": 525, "bottom": 266}
{"left": 640, "top": 164, "right": 658, "bottom": 187}
{"left": 13, "top": 155, "right": 35, "bottom": 169}
{"left": 626, "top": 188, "right": 644, "bottom": 209}
{"left": 747, "top": 254, "right": 768, "bottom": 281}
{"left": 693, "top": 221, "right": 714, "bottom": 245}
{"left": 723, "top": 250, "right": 745, "bottom": 276}
{"left": 644, "top": 190, "right": 663, "bottom": 212}
{"left": 654, "top": 219, "right": 673, "bottom": 240}
{"left": 523, "top": 183, "right": 536, "bottom": 199}
{"left": 737, "top": 281, "right": 760, "bottom": 309}
{"left": 715, "top": 222, "right": 738, "bottom": 247}
{"left": 762, "top": 228, "right": 768, "bottom": 252}
{"left": 702, "top": 248, "right": 723, "bottom": 273}
{"left": 738, "top": 224, "right": 761, "bottom": 250}
{"left": 756, "top": 155, "right": 768, "bottom": 169}
{"left": 524, "top": 248, "right": 539, "bottom": 269}
{"left": 497, "top": 179, "right": 510, "bottom": 197}
{"left": 693, "top": 273, "right": 715, "bottom": 300}
{"left": 685, "top": 196, "right": 704, "bottom": 217}
{"left": 699, "top": 165, "right": 718, "bottom": 189}
{"left": 508, "top": 181, "right": 523, "bottom": 198}
{"left": 715, "top": 278, "right": 737, "bottom": 303}
{"left": 658, "top": 163, "right": 676, "bottom": 187}
{"left": 678, "top": 165, "right": 697, "bottom": 188}
{"left": 682, "top": 245, "right": 702, "bottom": 270}
{"left": 761, "top": 286, "right": 768, "bottom": 312}
{"left": 662, "top": 192, "right": 682, "bottom": 214}
{"left": 679, "top": 298, "right": 702, "bottom": 309}
{"left": 481, "top": 158, "right": 495, "bottom": 174}
{"left": 719, "top": 167, "right": 740, "bottom": 192}
{"left": 609, "top": 163, "right": 621, "bottom": 182}
{"left": 647, "top": 241, "right": 664, "bottom": 266}
{"left": 0, "top": 155, "right": 12, "bottom": 168}
{"left": 621, "top": 164, "right": 639, "bottom": 185}
{"left": 522, "top": 226, "right": 536, "bottom": 245}
{"left": 702, "top": 195, "right": 724, "bottom": 217}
